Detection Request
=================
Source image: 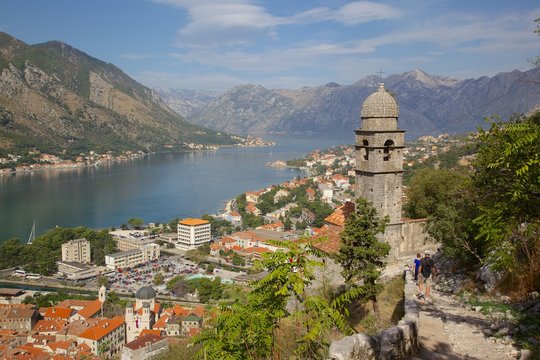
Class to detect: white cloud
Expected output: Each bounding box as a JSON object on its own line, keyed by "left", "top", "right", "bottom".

{"left": 333, "top": 2, "right": 403, "bottom": 25}
{"left": 153, "top": 0, "right": 404, "bottom": 46}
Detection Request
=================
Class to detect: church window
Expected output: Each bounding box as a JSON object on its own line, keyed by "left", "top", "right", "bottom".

{"left": 362, "top": 140, "right": 369, "bottom": 160}
{"left": 383, "top": 140, "right": 394, "bottom": 161}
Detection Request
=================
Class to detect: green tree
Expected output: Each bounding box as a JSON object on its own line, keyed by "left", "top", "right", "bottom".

{"left": 335, "top": 197, "right": 390, "bottom": 313}
{"left": 283, "top": 217, "right": 293, "bottom": 230}
{"left": 195, "top": 239, "right": 351, "bottom": 359}
{"left": 0, "top": 238, "right": 24, "bottom": 269}
{"left": 404, "top": 168, "right": 468, "bottom": 219}
{"left": 127, "top": 218, "right": 144, "bottom": 229}
{"left": 231, "top": 254, "right": 245, "bottom": 266}
{"left": 472, "top": 114, "right": 540, "bottom": 292}
{"left": 97, "top": 275, "right": 109, "bottom": 288}
{"left": 153, "top": 273, "right": 164, "bottom": 286}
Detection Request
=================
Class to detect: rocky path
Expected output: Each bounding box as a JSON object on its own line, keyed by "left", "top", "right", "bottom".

{"left": 412, "top": 288, "right": 520, "bottom": 359}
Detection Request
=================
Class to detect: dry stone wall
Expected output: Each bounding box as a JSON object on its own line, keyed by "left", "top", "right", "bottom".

{"left": 328, "top": 271, "right": 420, "bottom": 360}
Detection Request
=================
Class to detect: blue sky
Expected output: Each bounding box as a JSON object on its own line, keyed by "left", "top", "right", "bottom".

{"left": 1, "top": 0, "right": 539, "bottom": 91}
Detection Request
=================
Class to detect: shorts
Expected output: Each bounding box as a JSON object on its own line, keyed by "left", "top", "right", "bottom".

{"left": 421, "top": 274, "right": 432, "bottom": 286}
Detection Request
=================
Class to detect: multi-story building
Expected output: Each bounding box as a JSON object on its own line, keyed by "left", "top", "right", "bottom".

{"left": 121, "top": 333, "right": 168, "bottom": 360}
{"left": 105, "top": 244, "right": 160, "bottom": 270}
{"left": 61, "top": 238, "right": 91, "bottom": 263}
{"left": 77, "top": 316, "right": 126, "bottom": 357}
{"left": 176, "top": 218, "right": 211, "bottom": 250}
{"left": 0, "top": 304, "right": 39, "bottom": 331}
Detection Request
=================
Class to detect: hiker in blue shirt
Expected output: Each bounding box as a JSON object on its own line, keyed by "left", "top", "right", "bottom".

{"left": 413, "top": 253, "right": 422, "bottom": 284}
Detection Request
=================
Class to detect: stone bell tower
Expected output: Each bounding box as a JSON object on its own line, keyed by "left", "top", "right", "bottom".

{"left": 355, "top": 83, "right": 405, "bottom": 256}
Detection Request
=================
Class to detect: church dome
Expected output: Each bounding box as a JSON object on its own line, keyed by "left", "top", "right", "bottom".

{"left": 361, "top": 83, "right": 399, "bottom": 118}
{"left": 136, "top": 286, "right": 156, "bottom": 300}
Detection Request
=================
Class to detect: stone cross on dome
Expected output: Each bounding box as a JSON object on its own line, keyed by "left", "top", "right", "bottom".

{"left": 377, "top": 69, "right": 385, "bottom": 84}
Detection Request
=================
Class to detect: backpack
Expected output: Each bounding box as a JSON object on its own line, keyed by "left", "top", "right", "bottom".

{"left": 421, "top": 258, "right": 434, "bottom": 278}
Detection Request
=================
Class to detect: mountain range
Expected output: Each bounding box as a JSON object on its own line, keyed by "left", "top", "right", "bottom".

{"left": 0, "top": 32, "right": 237, "bottom": 157}
{"left": 167, "top": 68, "right": 540, "bottom": 137}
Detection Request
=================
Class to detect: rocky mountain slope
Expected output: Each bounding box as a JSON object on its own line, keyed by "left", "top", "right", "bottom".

{"left": 0, "top": 32, "right": 237, "bottom": 157}
{"left": 154, "top": 88, "right": 218, "bottom": 118}
{"left": 183, "top": 68, "right": 540, "bottom": 136}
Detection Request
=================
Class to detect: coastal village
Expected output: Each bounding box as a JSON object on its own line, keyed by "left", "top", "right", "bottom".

{"left": 0, "top": 133, "right": 461, "bottom": 360}
{"left": 0, "top": 136, "right": 274, "bottom": 175}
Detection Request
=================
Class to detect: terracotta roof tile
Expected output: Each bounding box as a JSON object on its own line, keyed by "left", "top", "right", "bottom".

{"left": 309, "top": 225, "right": 343, "bottom": 254}
{"left": 191, "top": 306, "right": 205, "bottom": 318}
{"left": 56, "top": 300, "right": 92, "bottom": 309}
{"left": 179, "top": 218, "right": 209, "bottom": 226}
{"left": 324, "top": 201, "right": 354, "bottom": 227}
{"left": 153, "top": 314, "right": 169, "bottom": 330}
{"left": 44, "top": 307, "right": 73, "bottom": 320}
{"left": 33, "top": 319, "right": 67, "bottom": 333}
{"left": 47, "top": 340, "right": 75, "bottom": 351}
{"left": 124, "top": 334, "right": 164, "bottom": 351}
{"left": 76, "top": 299, "right": 102, "bottom": 319}
{"left": 78, "top": 316, "right": 124, "bottom": 341}
{"left": 140, "top": 329, "right": 162, "bottom": 337}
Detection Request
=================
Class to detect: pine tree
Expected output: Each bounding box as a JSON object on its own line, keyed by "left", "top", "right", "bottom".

{"left": 335, "top": 197, "right": 390, "bottom": 313}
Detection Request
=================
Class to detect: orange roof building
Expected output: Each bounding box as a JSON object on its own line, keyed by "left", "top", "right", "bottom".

{"left": 78, "top": 316, "right": 125, "bottom": 357}
{"left": 33, "top": 319, "right": 67, "bottom": 334}
{"left": 72, "top": 299, "right": 102, "bottom": 320}
{"left": 44, "top": 307, "right": 74, "bottom": 321}
{"left": 122, "top": 333, "right": 168, "bottom": 359}
{"left": 177, "top": 218, "right": 211, "bottom": 250}
{"left": 324, "top": 201, "right": 354, "bottom": 227}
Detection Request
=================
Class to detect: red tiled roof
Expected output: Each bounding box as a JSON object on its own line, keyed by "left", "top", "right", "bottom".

{"left": 245, "top": 203, "right": 259, "bottom": 213}
{"left": 169, "top": 304, "right": 187, "bottom": 316}
{"left": 243, "top": 247, "right": 271, "bottom": 254}
{"left": 44, "top": 307, "right": 73, "bottom": 320}
{"left": 33, "top": 319, "right": 67, "bottom": 332}
{"left": 309, "top": 224, "right": 343, "bottom": 254}
{"left": 47, "top": 340, "right": 75, "bottom": 351}
{"left": 76, "top": 299, "right": 102, "bottom": 319}
{"left": 140, "top": 329, "right": 162, "bottom": 337}
{"left": 78, "top": 316, "right": 124, "bottom": 341}
{"left": 153, "top": 314, "right": 169, "bottom": 330}
{"left": 191, "top": 306, "right": 206, "bottom": 318}
{"left": 324, "top": 201, "right": 354, "bottom": 227}
{"left": 221, "top": 237, "right": 236, "bottom": 244}
{"left": 124, "top": 334, "right": 164, "bottom": 351}
{"left": 179, "top": 218, "right": 209, "bottom": 226}
{"left": 56, "top": 300, "right": 92, "bottom": 309}
{"left": 188, "top": 327, "right": 201, "bottom": 336}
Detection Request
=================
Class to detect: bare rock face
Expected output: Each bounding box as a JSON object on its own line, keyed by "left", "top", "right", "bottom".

{"left": 179, "top": 68, "right": 540, "bottom": 136}
{"left": 0, "top": 31, "right": 237, "bottom": 155}
{"left": 89, "top": 71, "right": 114, "bottom": 109}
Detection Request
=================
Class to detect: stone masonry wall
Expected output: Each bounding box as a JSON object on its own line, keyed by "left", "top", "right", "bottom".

{"left": 398, "top": 220, "right": 431, "bottom": 259}
{"left": 328, "top": 270, "right": 420, "bottom": 360}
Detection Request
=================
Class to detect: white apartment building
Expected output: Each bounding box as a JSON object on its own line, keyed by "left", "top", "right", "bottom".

{"left": 177, "top": 218, "right": 211, "bottom": 250}
{"left": 61, "top": 238, "right": 91, "bottom": 263}
{"left": 105, "top": 243, "right": 160, "bottom": 270}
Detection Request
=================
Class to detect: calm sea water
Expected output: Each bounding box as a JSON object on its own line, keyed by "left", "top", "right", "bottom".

{"left": 0, "top": 132, "right": 356, "bottom": 242}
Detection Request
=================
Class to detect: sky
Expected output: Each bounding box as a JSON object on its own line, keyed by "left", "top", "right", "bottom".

{"left": 1, "top": 0, "right": 539, "bottom": 92}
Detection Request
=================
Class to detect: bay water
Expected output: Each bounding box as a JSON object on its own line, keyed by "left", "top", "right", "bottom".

{"left": 0, "top": 132, "right": 353, "bottom": 242}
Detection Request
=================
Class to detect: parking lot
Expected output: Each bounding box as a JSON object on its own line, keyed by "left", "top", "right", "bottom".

{"left": 104, "top": 254, "right": 247, "bottom": 296}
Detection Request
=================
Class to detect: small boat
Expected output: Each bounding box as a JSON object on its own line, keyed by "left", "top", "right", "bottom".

{"left": 27, "top": 221, "right": 36, "bottom": 245}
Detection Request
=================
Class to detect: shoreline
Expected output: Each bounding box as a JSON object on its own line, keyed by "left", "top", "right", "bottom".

{"left": 0, "top": 141, "right": 278, "bottom": 177}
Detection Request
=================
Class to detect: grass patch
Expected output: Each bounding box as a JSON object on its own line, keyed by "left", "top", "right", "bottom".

{"left": 349, "top": 275, "right": 405, "bottom": 335}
